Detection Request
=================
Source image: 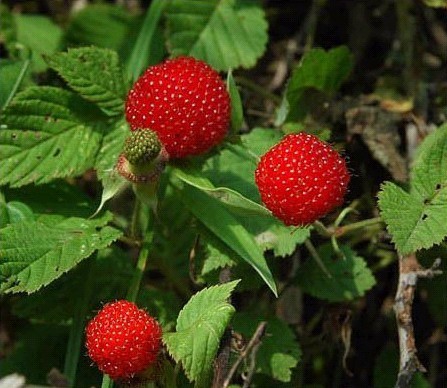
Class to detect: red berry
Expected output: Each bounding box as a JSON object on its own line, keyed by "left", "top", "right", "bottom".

{"left": 255, "top": 133, "right": 350, "bottom": 226}
{"left": 85, "top": 300, "right": 162, "bottom": 380}
{"left": 125, "top": 56, "right": 231, "bottom": 159}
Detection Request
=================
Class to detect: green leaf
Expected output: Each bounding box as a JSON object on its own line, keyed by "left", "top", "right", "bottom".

{"left": 172, "top": 164, "right": 271, "bottom": 217}
{"left": 295, "top": 243, "right": 376, "bottom": 301}
{"left": 64, "top": 5, "right": 134, "bottom": 52}
{"left": 175, "top": 181, "right": 277, "bottom": 296}
{"left": 0, "top": 5, "right": 17, "bottom": 54}
{"left": 3, "top": 180, "right": 95, "bottom": 219}
{"left": 12, "top": 246, "right": 135, "bottom": 324}
{"left": 227, "top": 70, "right": 244, "bottom": 132}
{"left": 284, "top": 46, "right": 353, "bottom": 122}
{"left": 0, "top": 213, "right": 122, "bottom": 294}
{"left": 254, "top": 223, "right": 310, "bottom": 257}
{"left": 200, "top": 231, "right": 237, "bottom": 276}
{"left": 94, "top": 169, "right": 128, "bottom": 217}
{"left": 166, "top": 0, "right": 268, "bottom": 71}
{"left": 163, "top": 280, "right": 240, "bottom": 383}
{"left": 0, "top": 87, "right": 104, "bottom": 187}
{"left": 14, "top": 14, "right": 62, "bottom": 72}
{"left": 378, "top": 124, "right": 447, "bottom": 254}
{"left": 0, "top": 59, "right": 30, "bottom": 110}
{"left": 232, "top": 314, "right": 301, "bottom": 382}
{"left": 45, "top": 47, "right": 126, "bottom": 116}
{"left": 126, "top": 0, "right": 168, "bottom": 81}
{"left": 0, "top": 200, "right": 34, "bottom": 228}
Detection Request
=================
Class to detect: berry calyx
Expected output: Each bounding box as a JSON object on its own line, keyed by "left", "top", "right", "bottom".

{"left": 123, "top": 130, "right": 162, "bottom": 166}
{"left": 116, "top": 130, "right": 168, "bottom": 184}
{"left": 125, "top": 56, "right": 231, "bottom": 159}
{"left": 255, "top": 132, "right": 350, "bottom": 226}
{"left": 85, "top": 300, "right": 162, "bottom": 380}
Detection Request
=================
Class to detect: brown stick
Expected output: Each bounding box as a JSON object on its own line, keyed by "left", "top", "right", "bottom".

{"left": 394, "top": 254, "right": 442, "bottom": 388}
{"left": 222, "top": 321, "right": 268, "bottom": 388}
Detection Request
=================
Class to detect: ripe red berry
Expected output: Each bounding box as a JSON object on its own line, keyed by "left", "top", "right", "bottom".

{"left": 125, "top": 56, "right": 231, "bottom": 159}
{"left": 255, "top": 133, "right": 350, "bottom": 226}
{"left": 85, "top": 300, "right": 162, "bottom": 380}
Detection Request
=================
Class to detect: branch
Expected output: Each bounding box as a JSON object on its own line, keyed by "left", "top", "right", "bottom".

{"left": 394, "top": 255, "right": 442, "bottom": 388}
{"left": 222, "top": 321, "right": 268, "bottom": 388}
{"left": 212, "top": 267, "right": 233, "bottom": 388}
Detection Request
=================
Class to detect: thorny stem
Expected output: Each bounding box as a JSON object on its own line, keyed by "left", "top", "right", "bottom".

{"left": 394, "top": 254, "right": 442, "bottom": 388}
{"left": 222, "top": 321, "right": 268, "bottom": 388}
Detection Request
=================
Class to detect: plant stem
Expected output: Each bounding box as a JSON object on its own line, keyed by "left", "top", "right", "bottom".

{"left": 63, "top": 258, "right": 96, "bottom": 387}
{"left": 335, "top": 217, "right": 383, "bottom": 237}
{"left": 126, "top": 228, "right": 154, "bottom": 302}
{"left": 101, "top": 375, "right": 112, "bottom": 388}
{"left": 234, "top": 76, "right": 282, "bottom": 105}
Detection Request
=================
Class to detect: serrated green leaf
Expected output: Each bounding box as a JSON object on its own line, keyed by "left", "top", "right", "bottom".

{"left": 0, "top": 213, "right": 122, "bottom": 294}
{"left": 0, "top": 59, "right": 30, "bottom": 110}
{"left": 0, "top": 86, "right": 104, "bottom": 187}
{"left": 166, "top": 0, "right": 268, "bottom": 71}
{"left": 295, "top": 244, "right": 376, "bottom": 301}
{"left": 254, "top": 223, "right": 310, "bottom": 257}
{"left": 284, "top": 46, "right": 353, "bottom": 122}
{"left": 172, "top": 164, "right": 271, "bottom": 217}
{"left": 232, "top": 314, "right": 301, "bottom": 382}
{"left": 227, "top": 70, "right": 244, "bottom": 132}
{"left": 200, "top": 229, "right": 238, "bottom": 275}
{"left": 95, "top": 119, "right": 128, "bottom": 181}
{"left": 174, "top": 181, "right": 277, "bottom": 296}
{"left": 12, "top": 246, "right": 135, "bottom": 324}
{"left": 64, "top": 5, "right": 134, "bottom": 52}
{"left": 14, "top": 14, "right": 62, "bottom": 72}
{"left": 45, "top": 47, "right": 126, "bottom": 116}
{"left": 163, "top": 280, "right": 240, "bottom": 383}
{"left": 378, "top": 124, "right": 447, "bottom": 254}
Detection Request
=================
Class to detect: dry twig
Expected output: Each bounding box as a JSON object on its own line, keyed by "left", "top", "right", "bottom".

{"left": 222, "top": 321, "right": 268, "bottom": 388}
{"left": 394, "top": 254, "right": 442, "bottom": 388}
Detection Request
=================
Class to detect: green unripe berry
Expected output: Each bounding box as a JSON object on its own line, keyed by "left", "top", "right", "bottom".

{"left": 123, "top": 130, "right": 161, "bottom": 166}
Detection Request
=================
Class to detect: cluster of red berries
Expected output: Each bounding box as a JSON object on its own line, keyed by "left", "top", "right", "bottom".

{"left": 88, "top": 57, "right": 350, "bottom": 381}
